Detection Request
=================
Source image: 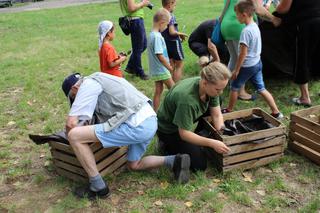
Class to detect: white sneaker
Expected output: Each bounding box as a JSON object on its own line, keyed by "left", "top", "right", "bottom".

{"left": 271, "top": 112, "right": 284, "bottom": 120}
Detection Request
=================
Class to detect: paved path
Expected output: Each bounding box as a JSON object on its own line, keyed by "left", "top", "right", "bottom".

{"left": 0, "top": 0, "right": 117, "bottom": 13}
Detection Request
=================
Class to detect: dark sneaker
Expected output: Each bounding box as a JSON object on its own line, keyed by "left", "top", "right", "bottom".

{"left": 221, "top": 108, "right": 232, "bottom": 114}
{"left": 271, "top": 112, "right": 284, "bottom": 120}
{"left": 73, "top": 185, "right": 111, "bottom": 200}
{"left": 139, "top": 73, "right": 149, "bottom": 80}
{"left": 173, "top": 154, "right": 190, "bottom": 184}
{"left": 124, "top": 68, "right": 136, "bottom": 75}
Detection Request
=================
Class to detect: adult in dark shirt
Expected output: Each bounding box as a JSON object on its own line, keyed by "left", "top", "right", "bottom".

{"left": 188, "top": 20, "right": 229, "bottom": 67}
{"left": 277, "top": 0, "right": 320, "bottom": 107}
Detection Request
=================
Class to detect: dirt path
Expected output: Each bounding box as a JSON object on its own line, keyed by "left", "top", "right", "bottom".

{"left": 0, "top": 0, "right": 117, "bottom": 13}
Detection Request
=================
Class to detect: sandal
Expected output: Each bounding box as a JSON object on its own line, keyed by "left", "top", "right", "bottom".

{"left": 292, "top": 97, "right": 312, "bottom": 107}
{"left": 221, "top": 108, "right": 232, "bottom": 114}
{"left": 238, "top": 94, "right": 257, "bottom": 101}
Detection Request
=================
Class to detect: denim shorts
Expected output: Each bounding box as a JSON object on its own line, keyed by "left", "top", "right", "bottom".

{"left": 231, "top": 60, "right": 265, "bottom": 92}
{"left": 94, "top": 116, "right": 157, "bottom": 162}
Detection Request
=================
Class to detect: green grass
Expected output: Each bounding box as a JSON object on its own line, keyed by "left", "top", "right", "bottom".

{"left": 1, "top": 0, "right": 320, "bottom": 212}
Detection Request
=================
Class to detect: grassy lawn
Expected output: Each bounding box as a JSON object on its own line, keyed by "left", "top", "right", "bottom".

{"left": 0, "top": 0, "right": 320, "bottom": 212}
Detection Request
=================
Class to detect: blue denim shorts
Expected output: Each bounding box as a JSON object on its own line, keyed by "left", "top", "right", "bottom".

{"left": 94, "top": 116, "right": 157, "bottom": 162}
{"left": 231, "top": 60, "right": 265, "bottom": 92}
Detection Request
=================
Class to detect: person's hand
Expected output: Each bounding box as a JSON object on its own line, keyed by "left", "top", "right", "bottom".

{"left": 141, "top": 0, "right": 150, "bottom": 7}
{"left": 272, "top": 16, "right": 282, "bottom": 27}
{"left": 119, "top": 55, "right": 127, "bottom": 63}
{"left": 211, "top": 140, "right": 230, "bottom": 154}
{"left": 178, "top": 33, "right": 188, "bottom": 42}
{"left": 264, "top": 3, "right": 271, "bottom": 11}
{"left": 66, "top": 116, "right": 78, "bottom": 135}
{"left": 231, "top": 70, "right": 239, "bottom": 80}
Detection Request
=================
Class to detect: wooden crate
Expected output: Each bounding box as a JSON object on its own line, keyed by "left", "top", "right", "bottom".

{"left": 289, "top": 105, "right": 320, "bottom": 165}
{"left": 49, "top": 141, "right": 128, "bottom": 182}
{"left": 203, "top": 108, "right": 286, "bottom": 172}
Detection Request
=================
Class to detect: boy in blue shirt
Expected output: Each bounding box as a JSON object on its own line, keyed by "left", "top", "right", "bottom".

{"left": 161, "top": 0, "right": 188, "bottom": 82}
{"left": 223, "top": 0, "right": 283, "bottom": 119}
{"left": 147, "top": 8, "right": 175, "bottom": 111}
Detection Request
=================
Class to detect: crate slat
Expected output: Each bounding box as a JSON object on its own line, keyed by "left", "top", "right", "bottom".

{"left": 97, "top": 147, "right": 127, "bottom": 171}
{"left": 289, "top": 141, "right": 320, "bottom": 165}
{"left": 55, "top": 167, "right": 87, "bottom": 183}
{"left": 289, "top": 122, "right": 320, "bottom": 145}
{"left": 53, "top": 159, "right": 87, "bottom": 176}
{"left": 223, "top": 153, "right": 283, "bottom": 172}
{"left": 51, "top": 149, "right": 81, "bottom": 166}
{"left": 225, "top": 135, "right": 285, "bottom": 156}
{"left": 289, "top": 132, "right": 320, "bottom": 153}
{"left": 100, "top": 154, "right": 127, "bottom": 176}
{"left": 291, "top": 114, "right": 320, "bottom": 135}
{"left": 94, "top": 147, "right": 117, "bottom": 162}
{"left": 223, "top": 145, "right": 284, "bottom": 165}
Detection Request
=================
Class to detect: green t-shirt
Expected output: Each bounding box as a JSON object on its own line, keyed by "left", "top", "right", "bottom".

{"left": 157, "top": 77, "right": 220, "bottom": 134}
{"left": 221, "top": 0, "right": 257, "bottom": 41}
{"left": 119, "top": 0, "right": 144, "bottom": 19}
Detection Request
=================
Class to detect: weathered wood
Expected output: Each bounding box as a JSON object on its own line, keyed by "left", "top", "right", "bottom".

{"left": 53, "top": 159, "right": 87, "bottom": 176}
{"left": 289, "top": 132, "right": 320, "bottom": 153}
{"left": 289, "top": 141, "right": 320, "bottom": 165}
{"left": 291, "top": 105, "right": 320, "bottom": 119}
{"left": 51, "top": 149, "right": 81, "bottom": 166}
{"left": 223, "top": 145, "right": 284, "bottom": 165}
{"left": 222, "top": 108, "right": 254, "bottom": 121}
{"left": 49, "top": 142, "right": 74, "bottom": 155}
{"left": 290, "top": 122, "right": 320, "bottom": 144}
{"left": 55, "top": 167, "right": 87, "bottom": 183}
{"left": 100, "top": 154, "right": 127, "bottom": 176}
{"left": 291, "top": 114, "right": 320, "bottom": 135}
{"left": 94, "top": 147, "right": 117, "bottom": 162}
{"left": 97, "top": 147, "right": 127, "bottom": 171}
{"left": 225, "top": 135, "right": 285, "bottom": 156}
{"left": 223, "top": 153, "right": 283, "bottom": 172}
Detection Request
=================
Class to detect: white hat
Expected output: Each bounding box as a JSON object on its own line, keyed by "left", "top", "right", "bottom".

{"left": 98, "top": 20, "right": 113, "bottom": 49}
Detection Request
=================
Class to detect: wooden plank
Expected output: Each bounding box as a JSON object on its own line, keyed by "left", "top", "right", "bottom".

{"left": 94, "top": 147, "right": 117, "bottom": 162}
{"left": 225, "top": 135, "right": 285, "bottom": 156}
{"left": 51, "top": 149, "right": 81, "bottom": 166}
{"left": 49, "top": 142, "right": 74, "bottom": 155}
{"left": 97, "top": 147, "right": 128, "bottom": 171}
{"left": 90, "top": 143, "right": 104, "bottom": 153}
{"left": 291, "top": 114, "right": 320, "bottom": 135}
{"left": 55, "top": 166, "right": 87, "bottom": 183}
{"left": 100, "top": 154, "right": 127, "bottom": 177}
{"left": 223, "top": 145, "right": 284, "bottom": 165}
{"left": 53, "top": 159, "right": 87, "bottom": 176}
{"left": 289, "top": 141, "right": 320, "bottom": 165}
{"left": 291, "top": 105, "right": 320, "bottom": 118}
{"left": 257, "top": 109, "right": 283, "bottom": 127}
{"left": 289, "top": 132, "right": 320, "bottom": 153}
{"left": 289, "top": 122, "right": 320, "bottom": 145}
{"left": 222, "top": 128, "right": 286, "bottom": 145}
{"left": 223, "top": 153, "right": 283, "bottom": 172}
{"left": 203, "top": 117, "right": 223, "bottom": 141}
{"left": 222, "top": 108, "right": 254, "bottom": 121}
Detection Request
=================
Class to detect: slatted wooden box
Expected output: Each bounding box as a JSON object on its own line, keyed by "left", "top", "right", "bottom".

{"left": 49, "top": 141, "right": 127, "bottom": 182}
{"left": 289, "top": 105, "right": 320, "bottom": 165}
{"left": 203, "top": 108, "right": 286, "bottom": 172}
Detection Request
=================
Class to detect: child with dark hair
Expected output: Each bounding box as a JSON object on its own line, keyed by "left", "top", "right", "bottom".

{"left": 98, "top": 20, "right": 127, "bottom": 77}
{"left": 223, "top": 0, "right": 283, "bottom": 119}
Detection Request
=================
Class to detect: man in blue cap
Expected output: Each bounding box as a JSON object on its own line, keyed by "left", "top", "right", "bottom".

{"left": 62, "top": 72, "right": 190, "bottom": 200}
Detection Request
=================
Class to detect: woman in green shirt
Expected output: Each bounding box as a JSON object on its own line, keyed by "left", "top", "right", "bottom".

{"left": 220, "top": 0, "right": 280, "bottom": 100}
{"left": 157, "top": 62, "right": 231, "bottom": 171}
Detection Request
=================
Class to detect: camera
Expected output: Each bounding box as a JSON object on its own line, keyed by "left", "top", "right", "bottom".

{"left": 147, "top": 2, "right": 153, "bottom": 10}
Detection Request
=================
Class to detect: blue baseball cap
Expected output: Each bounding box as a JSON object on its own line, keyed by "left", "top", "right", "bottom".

{"left": 61, "top": 73, "right": 81, "bottom": 97}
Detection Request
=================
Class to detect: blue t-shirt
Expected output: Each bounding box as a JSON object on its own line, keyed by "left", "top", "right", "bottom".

{"left": 147, "top": 31, "right": 170, "bottom": 77}
{"left": 161, "top": 13, "right": 179, "bottom": 41}
{"left": 239, "top": 22, "right": 261, "bottom": 67}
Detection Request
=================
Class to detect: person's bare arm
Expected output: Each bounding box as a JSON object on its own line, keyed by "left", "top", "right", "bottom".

{"left": 276, "top": 0, "right": 292, "bottom": 14}
{"left": 207, "top": 39, "right": 220, "bottom": 62}
{"left": 157, "top": 54, "right": 173, "bottom": 72}
{"left": 232, "top": 43, "right": 247, "bottom": 80}
{"left": 109, "top": 55, "right": 127, "bottom": 68}
{"left": 127, "top": 0, "right": 149, "bottom": 12}
{"left": 168, "top": 25, "right": 188, "bottom": 41}
{"left": 179, "top": 128, "right": 230, "bottom": 154}
{"left": 66, "top": 116, "right": 79, "bottom": 134}
{"left": 210, "top": 106, "right": 224, "bottom": 130}
{"left": 253, "top": 0, "right": 281, "bottom": 27}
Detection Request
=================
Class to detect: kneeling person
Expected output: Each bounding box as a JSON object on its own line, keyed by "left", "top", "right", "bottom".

{"left": 63, "top": 72, "right": 190, "bottom": 200}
